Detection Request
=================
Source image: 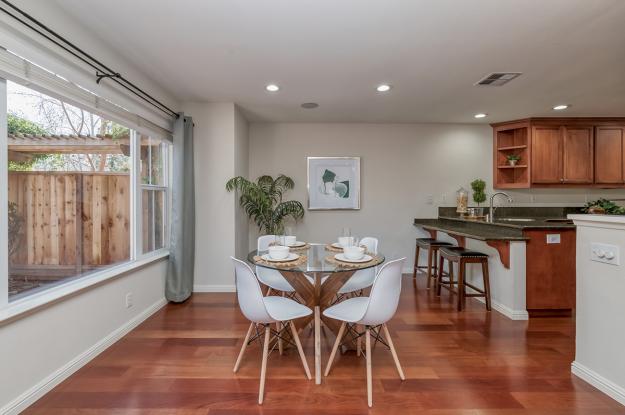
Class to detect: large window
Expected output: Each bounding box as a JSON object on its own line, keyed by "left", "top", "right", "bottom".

{"left": 4, "top": 79, "right": 170, "bottom": 302}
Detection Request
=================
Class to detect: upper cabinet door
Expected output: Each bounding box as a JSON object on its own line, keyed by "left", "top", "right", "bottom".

{"left": 531, "top": 126, "right": 562, "bottom": 184}
{"left": 595, "top": 127, "right": 624, "bottom": 184}
{"left": 562, "top": 126, "right": 594, "bottom": 183}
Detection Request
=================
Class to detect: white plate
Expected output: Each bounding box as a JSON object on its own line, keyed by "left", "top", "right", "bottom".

{"left": 287, "top": 241, "right": 307, "bottom": 248}
{"left": 335, "top": 253, "right": 373, "bottom": 263}
{"left": 262, "top": 253, "right": 300, "bottom": 262}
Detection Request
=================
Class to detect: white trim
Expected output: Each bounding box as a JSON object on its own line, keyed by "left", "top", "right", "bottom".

{"left": 0, "top": 296, "right": 168, "bottom": 415}
{"left": 572, "top": 361, "right": 625, "bottom": 407}
{"left": 0, "top": 250, "right": 169, "bottom": 323}
{"left": 475, "top": 297, "right": 529, "bottom": 320}
{"left": 130, "top": 130, "right": 142, "bottom": 258}
{"left": 193, "top": 284, "right": 236, "bottom": 293}
{"left": 0, "top": 78, "right": 7, "bottom": 308}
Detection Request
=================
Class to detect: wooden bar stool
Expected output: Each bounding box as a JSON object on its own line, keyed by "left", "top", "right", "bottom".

{"left": 436, "top": 246, "right": 491, "bottom": 311}
{"left": 412, "top": 238, "right": 453, "bottom": 289}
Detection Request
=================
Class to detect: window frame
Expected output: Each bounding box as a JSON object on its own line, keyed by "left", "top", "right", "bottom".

{"left": 0, "top": 77, "right": 170, "bottom": 321}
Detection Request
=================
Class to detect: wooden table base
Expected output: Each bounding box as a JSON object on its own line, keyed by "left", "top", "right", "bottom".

{"left": 279, "top": 270, "right": 355, "bottom": 384}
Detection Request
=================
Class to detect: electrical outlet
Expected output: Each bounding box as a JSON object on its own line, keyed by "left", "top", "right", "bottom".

{"left": 125, "top": 292, "right": 133, "bottom": 308}
{"left": 546, "top": 234, "right": 561, "bottom": 244}
{"left": 591, "top": 243, "right": 620, "bottom": 265}
{"left": 426, "top": 194, "right": 433, "bottom": 205}
{"left": 441, "top": 193, "right": 447, "bottom": 204}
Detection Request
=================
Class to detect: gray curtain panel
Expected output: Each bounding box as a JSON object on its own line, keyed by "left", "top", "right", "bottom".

{"left": 166, "top": 114, "right": 195, "bottom": 302}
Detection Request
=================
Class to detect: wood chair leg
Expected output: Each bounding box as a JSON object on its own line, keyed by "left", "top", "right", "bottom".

{"left": 324, "top": 321, "right": 346, "bottom": 376}
{"left": 366, "top": 327, "right": 373, "bottom": 408}
{"left": 482, "top": 260, "right": 492, "bottom": 311}
{"left": 290, "top": 321, "right": 312, "bottom": 379}
{"left": 314, "top": 306, "right": 321, "bottom": 384}
{"left": 259, "top": 325, "right": 271, "bottom": 405}
{"left": 436, "top": 255, "right": 444, "bottom": 296}
{"left": 457, "top": 261, "right": 465, "bottom": 312}
{"left": 276, "top": 322, "right": 283, "bottom": 355}
{"left": 412, "top": 244, "right": 420, "bottom": 279}
{"left": 357, "top": 324, "right": 362, "bottom": 356}
{"left": 233, "top": 322, "right": 254, "bottom": 373}
{"left": 426, "top": 248, "right": 433, "bottom": 289}
{"left": 382, "top": 324, "right": 405, "bottom": 380}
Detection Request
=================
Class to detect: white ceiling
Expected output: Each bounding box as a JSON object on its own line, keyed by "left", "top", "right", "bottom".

{"left": 51, "top": 0, "right": 625, "bottom": 123}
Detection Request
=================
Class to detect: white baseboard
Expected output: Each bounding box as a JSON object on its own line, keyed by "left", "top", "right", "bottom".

{"left": 1, "top": 297, "right": 168, "bottom": 415}
{"left": 572, "top": 361, "right": 625, "bottom": 407}
{"left": 475, "top": 297, "right": 528, "bottom": 320}
{"left": 193, "top": 284, "right": 236, "bottom": 292}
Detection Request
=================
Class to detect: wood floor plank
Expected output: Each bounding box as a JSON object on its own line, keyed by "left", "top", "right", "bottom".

{"left": 23, "top": 276, "right": 625, "bottom": 414}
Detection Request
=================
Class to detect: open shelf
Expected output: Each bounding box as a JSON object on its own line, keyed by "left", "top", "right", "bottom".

{"left": 494, "top": 124, "right": 530, "bottom": 188}
{"left": 498, "top": 145, "right": 528, "bottom": 151}
{"left": 498, "top": 164, "right": 528, "bottom": 169}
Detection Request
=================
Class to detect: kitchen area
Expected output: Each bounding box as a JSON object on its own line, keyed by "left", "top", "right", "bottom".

{"left": 414, "top": 117, "right": 625, "bottom": 321}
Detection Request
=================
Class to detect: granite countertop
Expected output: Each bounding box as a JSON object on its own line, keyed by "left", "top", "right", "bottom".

{"left": 414, "top": 207, "right": 579, "bottom": 242}
{"left": 413, "top": 218, "right": 528, "bottom": 241}
{"left": 438, "top": 215, "right": 576, "bottom": 229}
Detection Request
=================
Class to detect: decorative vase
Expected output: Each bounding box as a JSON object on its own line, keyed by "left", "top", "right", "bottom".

{"left": 508, "top": 159, "right": 518, "bottom": 166}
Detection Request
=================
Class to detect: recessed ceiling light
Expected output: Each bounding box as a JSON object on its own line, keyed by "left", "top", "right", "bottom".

{"left": 301, "top": 102, "right": 319, "bottom": 109}
{"left": 553, "top": 104, "right": 569, "bottom": 110}
{"left": 376, "top": 84, "right": 392, "bottom": 92}
{"left": 474, "top": 113, "right": 488, "bottom": 119}
{"left": 265, "top": 84, "right": 280, "bottom": 92}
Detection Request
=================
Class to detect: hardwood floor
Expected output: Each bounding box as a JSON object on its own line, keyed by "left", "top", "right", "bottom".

{"left": 25, "top": 274, "right": 625, "bottom": 414}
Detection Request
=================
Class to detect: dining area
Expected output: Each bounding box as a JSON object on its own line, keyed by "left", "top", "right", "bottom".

{"left": 232, "top": 232, "right": 405, "bottom": 407}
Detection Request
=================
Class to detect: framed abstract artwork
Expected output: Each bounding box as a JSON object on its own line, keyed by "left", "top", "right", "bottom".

{"left": 307, "top": 157, "right": 360, "bottom": 210}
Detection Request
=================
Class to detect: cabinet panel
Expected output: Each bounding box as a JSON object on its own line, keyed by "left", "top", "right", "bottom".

{"left": 563, "top": 127, "right": 594, "bottom": 183}
{"left": 595, "top": 127, "right": 624, "bottom": 184}
{"left": 531, "top": 126, "right": 562, "bottom": 184}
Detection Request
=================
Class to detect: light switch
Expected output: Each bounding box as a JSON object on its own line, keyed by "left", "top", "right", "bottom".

{"left": 591, "top": 243, "right": 620, "bottom": 265}
{"left": 546, "top": 234, "right": 561, "bottom": 244}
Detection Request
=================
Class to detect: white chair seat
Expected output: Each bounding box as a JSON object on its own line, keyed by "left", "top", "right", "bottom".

{"left": 304, "top": 274, "right": 329, "bottom": 285}
{"left": 264, "top": 296, "right": 313, "bottom": 321}
{"left": 257, "top": 267, "right": 296, "bottom": 293}
{"left": 337, "top": 269, "right": 375, "bottom": 294}
{"left": 323, "top": 296, "right": 369, "bottom": 323}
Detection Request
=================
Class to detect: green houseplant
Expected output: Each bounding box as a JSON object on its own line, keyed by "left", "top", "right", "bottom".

{"left": 470, "top": 179, "right": 487, "bottom": 218}
{"left": 226, "top": 174, "right": 305, "bottom": 234}
{"left": 506, "top": 154, "right": 521, "bottom": 166}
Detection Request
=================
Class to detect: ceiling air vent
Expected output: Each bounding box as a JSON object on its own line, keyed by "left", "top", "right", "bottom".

{"left": 475, "top": 72, "right": 522, "bottom": 86}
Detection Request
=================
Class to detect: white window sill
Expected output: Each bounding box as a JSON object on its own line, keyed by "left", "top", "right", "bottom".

{"left": 0, "top": 250, "right": 169, "bottom": 324}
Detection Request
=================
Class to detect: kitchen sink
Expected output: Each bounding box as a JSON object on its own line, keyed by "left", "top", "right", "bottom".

{"left": 496, "top": 218, "right": 535, "bottom": 222}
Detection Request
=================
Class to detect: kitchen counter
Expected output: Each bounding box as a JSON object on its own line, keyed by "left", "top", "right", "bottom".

{"left": 412, "top": 207, "right": 579, "bottom": 320}
{"left": 413, "top": 218, "right": 528, "bottom": 241}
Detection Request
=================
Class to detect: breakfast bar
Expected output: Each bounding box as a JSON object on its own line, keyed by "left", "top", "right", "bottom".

{"left": 414, "top": 207, "right": 578, "bottom": 320}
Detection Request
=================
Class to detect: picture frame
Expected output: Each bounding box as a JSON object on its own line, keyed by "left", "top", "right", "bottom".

{"left": 307, "top": 157, "right": 360, "bottom": 210}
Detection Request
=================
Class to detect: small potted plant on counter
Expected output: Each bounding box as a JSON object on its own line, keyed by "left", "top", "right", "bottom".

{"left": 469, "top": 179, "right": 487, "bottom": 218}
{"left": 506, "top": 154, "right": 521, "bottom": 166}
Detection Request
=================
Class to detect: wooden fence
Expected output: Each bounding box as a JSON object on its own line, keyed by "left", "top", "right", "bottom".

{"left": 8, "top": 172, "right": 130, "bottom": 275}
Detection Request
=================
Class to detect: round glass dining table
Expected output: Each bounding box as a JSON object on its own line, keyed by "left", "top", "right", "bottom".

{"left": 248, "top": 243, "right": 385, "bottom": 384}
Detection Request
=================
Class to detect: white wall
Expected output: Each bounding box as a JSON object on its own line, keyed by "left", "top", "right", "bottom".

{"left": 570, "top": 215, "right": 625, "bottom": 406}
{"left": 248, "top": 122, "right": 625, "bottom": 269}
{"left": 249, "top": 123, "right": 493, "bottom": 266}
{"left": 234, "top": 106, "right": 250, "bottom": 259}
{"left": 184, "top": 102, "right": 248, "bottom": 291}
{"left": 0, "top": 259, "right": 168, "bottom": 414}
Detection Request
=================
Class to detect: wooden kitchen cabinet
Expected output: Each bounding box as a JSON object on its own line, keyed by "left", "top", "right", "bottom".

{"left": 562, "top": 126, "right": 593, "bottom": 183}
{"left": 595, "top": 127, "right": 624, "bottom": 184}
{"left": 493, "top": 118, "right": 625, "bottom": 189}
{"left": 531, "top": 126, "right": 562, "bottom": 184}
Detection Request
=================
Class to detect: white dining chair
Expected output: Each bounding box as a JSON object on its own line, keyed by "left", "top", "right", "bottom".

{"left": 322, "top": 257, "right": 406, "bottom": 407}
{"left": 256, "top": 235, "right": 297, "bottom": 295}
{"left": 337, "top": 236, "right": 378, "bottom": 296}
{"left": 231, "top": 257, "right": 312, "bottom": 404}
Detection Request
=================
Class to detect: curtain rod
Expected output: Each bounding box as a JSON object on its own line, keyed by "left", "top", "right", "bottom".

{"left": 0, "top": 0, "right": 179, "bottom": 119}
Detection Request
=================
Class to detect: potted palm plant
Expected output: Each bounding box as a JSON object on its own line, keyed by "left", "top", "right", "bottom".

{"left": 226, "top": 174, "right": 305, "bottom": 234}
{"left": 506, "top": 154, "right": 521, "bottom": 166}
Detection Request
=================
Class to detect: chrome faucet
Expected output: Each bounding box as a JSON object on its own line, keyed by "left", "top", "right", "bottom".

{"left": 488, "top": 192, "right": 513, "bottom": 222}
